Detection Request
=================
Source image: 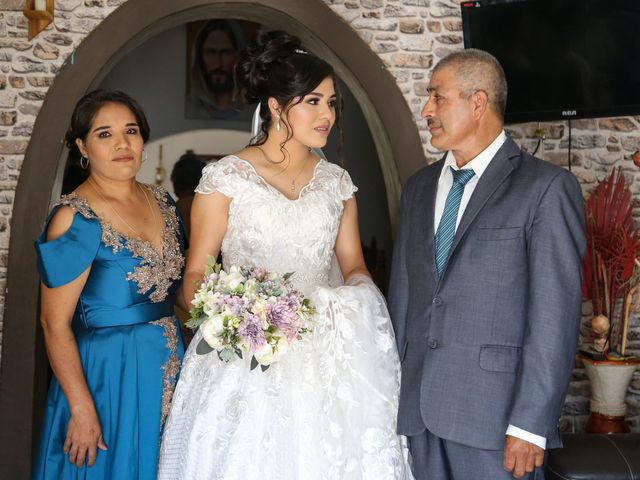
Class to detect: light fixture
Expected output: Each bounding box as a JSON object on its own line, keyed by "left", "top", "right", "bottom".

{"left": 155, "top": 144, "right": 167, "bottom": 185}
{"left": 23, "top": 0, "right": 54, "bottom": 41}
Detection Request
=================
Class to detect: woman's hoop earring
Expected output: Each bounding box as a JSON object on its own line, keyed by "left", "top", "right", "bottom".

{"left": 276, "top": 115, "right": 281, "bottom": 132}
{"left": 80, "top": 156, "right": 89, "bottom": 169}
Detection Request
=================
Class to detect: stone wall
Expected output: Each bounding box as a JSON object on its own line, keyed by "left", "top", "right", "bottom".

{"left": 0, "top": 0, "right": 638, "bottom": 432}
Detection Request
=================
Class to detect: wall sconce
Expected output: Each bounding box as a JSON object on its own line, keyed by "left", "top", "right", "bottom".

{"left": 23, "top": 0, "right": 54, "bottom": 41}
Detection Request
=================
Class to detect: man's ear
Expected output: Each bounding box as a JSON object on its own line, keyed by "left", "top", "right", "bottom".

{"left": 75, "top": 138, "right": 88, "bottom": 158}
{"left": 471, "top": 89, "right": 489, "bottom": 119}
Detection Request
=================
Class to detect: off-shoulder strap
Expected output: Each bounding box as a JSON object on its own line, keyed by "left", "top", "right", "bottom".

{"left": 195, "top": 156, "right": 244, "bottom": 198}
{"left": 34, "top": 197, "right": 102, "bottom": 288}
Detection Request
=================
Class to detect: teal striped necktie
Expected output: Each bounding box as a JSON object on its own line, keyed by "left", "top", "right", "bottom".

{"left": 434, "top": 167, "right": 475, "bottom": 275}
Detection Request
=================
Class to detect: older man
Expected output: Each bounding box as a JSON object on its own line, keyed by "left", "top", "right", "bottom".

{"left": 388, "top": 49, "right": 585, "bottom": 479}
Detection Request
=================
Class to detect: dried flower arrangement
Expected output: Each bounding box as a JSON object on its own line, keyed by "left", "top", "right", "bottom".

{"left": 581, "top": 167, "right": 640, "bottom": 359}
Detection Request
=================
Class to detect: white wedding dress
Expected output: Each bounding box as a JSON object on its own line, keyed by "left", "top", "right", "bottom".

{"left": 158, "top": 155, "right": 413, "bottom": 480}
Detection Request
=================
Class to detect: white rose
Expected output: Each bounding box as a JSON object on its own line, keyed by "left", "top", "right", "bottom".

{"left": 200, "top": 316, "right": 225, "bottom": 349}
{"left": 252, "top": 298, "right": 267, "bottom": 316}
{"left": 206, "top": 313, "right": 225, "bottom": 334}
{"left": 253, "top": 343, "right": 276, "bottom": 366}
{"left": 225, "top": 271, "right": 245, "bottom": 291}
{"left": 202, "top": 292, "right": 221, "bottom": 317}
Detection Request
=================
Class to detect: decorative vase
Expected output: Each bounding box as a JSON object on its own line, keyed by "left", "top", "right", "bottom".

{"left": 581, "top": 356, "right": 640, "bottom": 434}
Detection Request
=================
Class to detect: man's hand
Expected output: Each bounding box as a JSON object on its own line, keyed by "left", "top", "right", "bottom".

{"left": 503, "top": 435, "right": 544, "bottom": 478}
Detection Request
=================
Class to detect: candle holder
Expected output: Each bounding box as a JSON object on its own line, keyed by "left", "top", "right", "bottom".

{"left": 23, "top": 0, "right": 54, "bottom": 41}
{"left": 155, "top": 144, "right": 166, "bottom": 186}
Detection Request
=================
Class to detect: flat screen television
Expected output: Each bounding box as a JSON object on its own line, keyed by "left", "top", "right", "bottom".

{"left": 461, "top": 0, "right": 640, "bottom": 123}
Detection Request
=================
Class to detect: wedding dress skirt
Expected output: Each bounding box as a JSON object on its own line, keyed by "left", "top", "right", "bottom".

{"left": 158, "top": 280, "right": 412, "bottom": 479}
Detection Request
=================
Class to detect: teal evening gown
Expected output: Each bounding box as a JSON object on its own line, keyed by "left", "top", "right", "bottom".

{"left": 31, "top": 186, "right": 186, "bottom": 479}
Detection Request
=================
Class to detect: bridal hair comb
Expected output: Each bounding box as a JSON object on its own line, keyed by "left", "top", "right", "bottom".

{"left": 294, "top": 48, "right": 308, "bottom": 55}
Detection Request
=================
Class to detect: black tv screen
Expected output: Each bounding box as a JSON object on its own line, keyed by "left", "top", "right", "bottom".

{"left": 461, "top": 0, "right": 640, "bottom": 123}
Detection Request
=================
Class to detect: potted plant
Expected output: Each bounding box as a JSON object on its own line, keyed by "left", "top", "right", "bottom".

{"left": 580, "top": 166, "right": 640, "bottom": 433}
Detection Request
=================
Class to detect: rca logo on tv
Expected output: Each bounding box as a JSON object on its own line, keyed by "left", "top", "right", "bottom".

{"left": 562, "top": 110, "right": 577, "bottom": 117}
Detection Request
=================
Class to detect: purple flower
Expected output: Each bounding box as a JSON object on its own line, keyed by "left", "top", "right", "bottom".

{"left": 249, "top": 266, "right": 268, "bottom": 281}
{"left": 266, "top": 301, "right": 300, "bottom": 340}
{"left": 282, "top": 292, "right": 301, "bottom": 310}
{"left": 237, "top": 313, "right": 266, "bottom": 351}
{"left": 222, "top": 295, "right": 244, "bottom": 315}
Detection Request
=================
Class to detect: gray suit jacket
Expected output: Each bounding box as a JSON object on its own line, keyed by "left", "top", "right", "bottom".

{"left": 388, "top": 137, "right": 585, "bottom": 450}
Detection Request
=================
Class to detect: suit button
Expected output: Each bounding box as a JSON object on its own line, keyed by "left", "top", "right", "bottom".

{"left": 432, "top": 297, "right": 442, "bottom": 306}
{"left": 429, "top": 339, "right": 439, "bottom": 349}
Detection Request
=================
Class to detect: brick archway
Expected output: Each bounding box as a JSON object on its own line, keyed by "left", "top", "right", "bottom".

{"left": 0, "top": 1, "right": 423, "bottom": 476}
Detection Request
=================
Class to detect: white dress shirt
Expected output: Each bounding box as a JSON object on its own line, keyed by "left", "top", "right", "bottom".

{"left": 433, "top": 130, "right": 547, "bottom": 450}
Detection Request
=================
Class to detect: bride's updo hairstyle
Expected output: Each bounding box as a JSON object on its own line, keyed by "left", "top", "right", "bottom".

{"left": 234, "top": 30, "right": 342, "bottom": 149}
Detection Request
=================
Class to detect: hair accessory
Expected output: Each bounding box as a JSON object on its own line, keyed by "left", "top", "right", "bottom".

{"left": 294, "top": 48, "right": 308, "bottom": 55}
{"left": 80, "top": 156, "right": 89, "bottom": 170}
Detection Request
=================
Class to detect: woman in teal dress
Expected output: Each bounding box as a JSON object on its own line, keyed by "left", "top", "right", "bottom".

{"left": 32, "top": 90, "right": 186, "bottom": 479}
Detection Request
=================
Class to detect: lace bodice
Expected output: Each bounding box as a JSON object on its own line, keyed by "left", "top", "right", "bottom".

{"left": 196, "top": 155, "right": 357, "bottom": 291}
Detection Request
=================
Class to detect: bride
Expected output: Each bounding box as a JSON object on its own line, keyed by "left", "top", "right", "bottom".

{"left": 158, "top": 30, "right": 413, "bottom": 480}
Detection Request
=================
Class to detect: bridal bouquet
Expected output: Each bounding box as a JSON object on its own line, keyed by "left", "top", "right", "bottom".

{"left": 186, "top": 258, "right": 316, "bottom": 371}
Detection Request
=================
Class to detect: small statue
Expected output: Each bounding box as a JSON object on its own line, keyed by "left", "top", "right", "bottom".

{"left": 591, "top": 314, "right": 610, "bottom": 353}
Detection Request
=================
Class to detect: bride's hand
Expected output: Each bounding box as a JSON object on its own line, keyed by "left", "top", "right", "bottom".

{"left": 63, "top": 406, "right": 108, "bottom": 468}
{"left": 344, "top": 272, "right": 374, "bottom": 287}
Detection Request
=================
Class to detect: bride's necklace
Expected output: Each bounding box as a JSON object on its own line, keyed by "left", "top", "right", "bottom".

{"left": 88, "top": 177, "right": 157, "bottom": 240}
{"left": 256, "top": 145, "right": 308, "bottom": 193}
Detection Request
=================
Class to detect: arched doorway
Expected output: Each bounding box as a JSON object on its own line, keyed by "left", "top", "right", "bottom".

{"left": 0, "top": 0, "right": 424, "bottom": 476}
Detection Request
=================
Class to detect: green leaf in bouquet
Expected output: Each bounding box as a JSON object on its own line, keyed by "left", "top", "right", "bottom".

{"left": 250, "top": 356, "right": 259, "bottom": 371}
{"left": 185, "top": 312, "right": 206, "bottom": 330}
{"left": 282, "top": 272, "right": 294, "bottom": 281}
{"left": 196, "top": 338, "right": 214, "bottom": 355}
{"left": 260, "top": 364, "right": 270, "bottom": 372}
{"left": 204, "top": 256, "right": 221, "bottom": 276}
{"left": 217, "top": 347, "right": 234, "bottom": 362}
{"left": 234, "top": 347, "right": 243, "bottom": 360}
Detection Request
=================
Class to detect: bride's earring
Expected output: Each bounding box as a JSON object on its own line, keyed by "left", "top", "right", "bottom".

{"left": 276, "top": 115, "right": 281, "bottom": 132}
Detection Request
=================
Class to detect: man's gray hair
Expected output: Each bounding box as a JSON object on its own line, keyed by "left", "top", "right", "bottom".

{"left": 434, "top": 48, "right": 508, "bottom": 121}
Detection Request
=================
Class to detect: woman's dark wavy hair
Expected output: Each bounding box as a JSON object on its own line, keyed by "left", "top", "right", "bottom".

{"left": 65, "top": 89, "right": 150, "bottom": 158}
{"left": 234, "top": 30, "right": 342, "bottom": 160}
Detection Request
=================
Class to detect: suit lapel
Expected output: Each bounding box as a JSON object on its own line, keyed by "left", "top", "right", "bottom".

{"left": 446, "top": 138, "right": 521, "bottom": 266}
{"left": 418, "top": 159, "right": 444, "bottom": 282}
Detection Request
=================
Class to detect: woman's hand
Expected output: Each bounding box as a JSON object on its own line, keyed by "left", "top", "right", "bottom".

{"left": 63, "top": 406, "right": 108, "bottom": 468}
